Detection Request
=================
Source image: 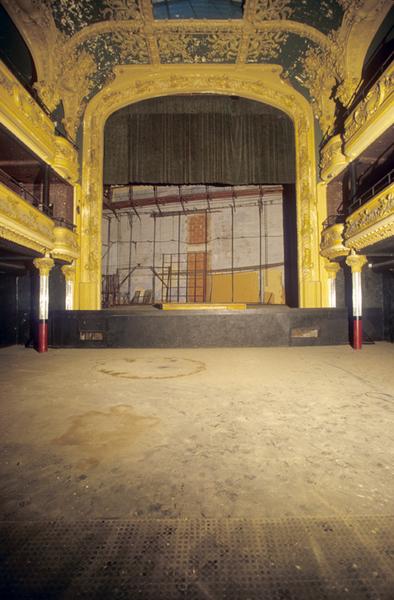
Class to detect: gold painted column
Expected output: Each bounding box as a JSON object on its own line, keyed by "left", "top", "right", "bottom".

{"left": 33, "top": 256, "right": 54, "bottom": 353}
{"left": 61, "top": 263, "right": 76, "bottom": 310}
{"left": 324, "top": 260, "right": 341, "bottom": 308}
{"left": 345, "top": 251, "right": 367, "bottom": 350}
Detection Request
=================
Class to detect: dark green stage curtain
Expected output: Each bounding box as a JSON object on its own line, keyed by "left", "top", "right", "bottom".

{"left": 104, "top": 96, "right": 295, "bottom": 185}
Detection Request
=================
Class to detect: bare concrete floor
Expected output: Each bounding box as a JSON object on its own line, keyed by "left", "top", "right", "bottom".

{"left": 1, "top": 343, "right": 394, "bottom": 522}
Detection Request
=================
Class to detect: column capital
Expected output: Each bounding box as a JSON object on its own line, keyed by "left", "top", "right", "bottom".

{"left": 33, "top": 256, "right": 54, "bottom": 276}
{"left": 345, "top": 251, "right": 367, "bottom": 273}
{"left": 61, "top": 263, "right": 76, "bottom": 282}
{"left": 324, "top": 260, "right": 341, "bottom": 279}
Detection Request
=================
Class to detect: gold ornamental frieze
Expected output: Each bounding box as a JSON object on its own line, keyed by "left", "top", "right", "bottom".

{"left": 344, "top": 183, "right": 394, "bottom": 251}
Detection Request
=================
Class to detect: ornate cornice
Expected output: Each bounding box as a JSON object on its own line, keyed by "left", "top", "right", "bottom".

{"left": 320, "top": 223, "right": 350, "bottom": 260}
{"left": 344, "top": 184, "right": 394, "bottom": 251}
{"left": 345, "top": 251, "right": 367, "bottom": 273}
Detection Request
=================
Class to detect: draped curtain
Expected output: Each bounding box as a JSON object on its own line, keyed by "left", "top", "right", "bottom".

{"left": 103, "top": 95, "right": 295, "bottom": 185}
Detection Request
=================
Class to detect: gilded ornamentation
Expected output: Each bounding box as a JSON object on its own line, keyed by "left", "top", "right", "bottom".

{"left": 0, "top": 183, "right": 54, "bottom": 254}
{"left": 320, "top": 223, "right": 349, "bottom": 259}
{"left": 102, "top": 0, "right": 141, "bottom": 21}
{"left": 33, "top": 256, "right": 54, "bottom": 276}
{"left": 53, "top": 226, "right": 79, "bottom": 262}
{"left": 345, "top": 187, "right": 394, "bottom": 246}
{"left": 344, "top": 62, "right": 394, "bottom": 143}
{"left": 158, "top": 32, "right": 240, "bottom": 64}
{"left": 79, "top": 65, "right": 321, "bottom": 308}
{"left": 320, "top": 134, "right": 348, "bottom": 181}
{"left": 246, "top": 31, "right": 288, "bottom": 63}
{"left": 112, "top": 30, "right": 149, "bottom": 62}
{"left": 255, "top": 0, "right": 293, "bottom": 21}
{"left": 61, "top": 263, "right": 76, "bottom": 281}
{"left": 345, "top": 251, "right": 367, "bottom": 273}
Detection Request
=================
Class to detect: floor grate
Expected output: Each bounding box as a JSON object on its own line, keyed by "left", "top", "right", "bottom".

{"left": 0, "top": 516, "right": 393, "bottom": 599}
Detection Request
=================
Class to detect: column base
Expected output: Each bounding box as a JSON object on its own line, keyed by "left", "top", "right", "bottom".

{"left": 353, "top": 317, "right": 362, "bottom": 350}
{"left": 37, "top": 321, "right": 48, "bottom": 353}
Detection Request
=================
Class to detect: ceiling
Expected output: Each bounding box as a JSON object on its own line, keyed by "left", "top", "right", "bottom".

{"left": 46, "top": 0, "right": 348, "bottom": 102}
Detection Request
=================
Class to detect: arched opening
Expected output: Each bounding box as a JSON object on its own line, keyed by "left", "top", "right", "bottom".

{"left": 101, "top": 94, "right": 298, "bottom": 308}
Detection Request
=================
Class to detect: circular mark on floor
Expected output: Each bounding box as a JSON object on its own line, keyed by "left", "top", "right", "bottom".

{"left": 97, "top": 356, "right": 205, "bottom": 379}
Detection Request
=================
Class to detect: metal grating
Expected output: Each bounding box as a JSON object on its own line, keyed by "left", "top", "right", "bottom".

{"left": 0, "top": 516, "right": 393, "bottom": 599}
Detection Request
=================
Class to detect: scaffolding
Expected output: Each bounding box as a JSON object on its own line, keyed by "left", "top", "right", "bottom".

{"left": 102, "top": 185, "right": 285, "bottom": 307}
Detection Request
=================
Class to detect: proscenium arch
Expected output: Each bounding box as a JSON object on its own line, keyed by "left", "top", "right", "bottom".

{"left": 78, "top": 64, "right": 328, "bottom": 310}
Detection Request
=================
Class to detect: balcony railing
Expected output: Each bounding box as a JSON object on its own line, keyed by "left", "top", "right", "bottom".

{"left": 349, "top": 168, "right": 394, "bottom": 213}
{"left": 53, "top": 216, "right": 76, "bottom": 232}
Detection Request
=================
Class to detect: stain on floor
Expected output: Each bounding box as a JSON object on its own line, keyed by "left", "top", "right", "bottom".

{"left": 53, "top": 404, "right": 159, "bottom": 464}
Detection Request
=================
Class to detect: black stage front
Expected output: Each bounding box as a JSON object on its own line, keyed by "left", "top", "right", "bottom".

{"left": 49, "top": 305, "right": 352, "bottom": 348}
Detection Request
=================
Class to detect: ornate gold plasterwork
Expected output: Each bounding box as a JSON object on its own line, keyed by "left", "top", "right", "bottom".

{"left": 344, "top": 60, "right": 394, "bottom": 157}
{"left": 344, "top": 184, "right": 394, "bottom": 250}
{"left": 3, "top": 0, "right": 392, "bottom": 140}
{"left": 78, "top": 64, "right": 324, "bottom": 309}
{"left": 255, "top": 0, "right": 293, "bottom": 21}
{"left": 0, "top": 183, "right": 54, "bottom": 254}
{"left": 324, "top": 259, "right": 341, "bottom": 278}
{"left": 53, "top": 226, "right": 79, "bottom": 262}
{"left": 320, "top": 223, "right": 349, "bottom": 260}
{"left": 320, "top": 134, "right": 349, "bottom": 181}
{"left": 61, "top": 263, "right": 76, "bottom": 282}
{"left": 246, "top": 31, "right": 288, "bottom": 62}
{"left": 158, "top": 32, "right": 240, "bottom": 64}
{"left": 102, "top": 0, "right": 142, "bottom": 21}
{"left": 33, "top": 256, "right": 54, "bottom": 276}
{"left": 345, "top": 250, "right": 367, "bottom": 273}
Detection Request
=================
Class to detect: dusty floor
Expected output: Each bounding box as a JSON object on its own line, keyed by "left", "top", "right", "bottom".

{"left": 0, "top": 343, "right": 394, "bottom": 521}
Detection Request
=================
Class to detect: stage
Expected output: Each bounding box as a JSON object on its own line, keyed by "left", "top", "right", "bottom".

{"left": 49, "top": 305, "right": 352, "bottom": 348}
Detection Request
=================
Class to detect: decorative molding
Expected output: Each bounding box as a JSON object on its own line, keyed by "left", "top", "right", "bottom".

{"left": 324, "top": 260, "right": 341, "bottom": 278}
{"left": 33, "top": 256, "right": 54, "bottom": 276}
{"left": 345, "top": 250, "right": 367, "bottom": 273}
{"left": 344, "top": 184, "right": 394, "bottom": 251}
{"left": 0, "top": 60, "right": 54, "bottom": 163}
{"left": 320, "top": 134, "right": 349, "bottom": 181}
{"left": 61, "top": 263, "right": 76, "bottom": 282}
{"left": 53, "top": 226, "right": 79, "bottom": 263}
{"left": 0, "top": 183, "right": 54, "bottom": 254}
{"left": 0, "top": 60, "right": 79, "bottom": 184}
{"left": 80, "top": 64, "right": 322, "bottom": 309}
{"left": 344, "top": 60, "right": 394, "bottom": 159}
{"left": 320, "top": 223, "right": 350, "bottom": 260}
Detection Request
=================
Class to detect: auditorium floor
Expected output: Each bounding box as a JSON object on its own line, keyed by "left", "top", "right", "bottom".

{"left": 1, "top": 342, "right": 393, "bottom": 522}
{"left": 1, "top": 343, "right": 394, "bottom": 598}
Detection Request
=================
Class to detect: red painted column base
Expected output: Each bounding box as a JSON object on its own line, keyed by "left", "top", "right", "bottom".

{"left": 37, "top": 321, "right": 48, "bottom": 353}
{"left": 353, "top": 317, "right": 362, "bottom": 350}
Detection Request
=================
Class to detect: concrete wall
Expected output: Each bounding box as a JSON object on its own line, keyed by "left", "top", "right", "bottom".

{"left": 102, "top": 187, "right": 285, "bottom": 305}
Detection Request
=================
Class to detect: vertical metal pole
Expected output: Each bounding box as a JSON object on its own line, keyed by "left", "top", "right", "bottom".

{"left": 186, "top": 253, "right": 189, "bottom": 303}
{"left": 177, "top": 213, "right": 181, "bottom": 302}
{"left": 194, "top": 253, "right": 197, "bottom": 303}
{"left": 152, "top": 214, "right": 156, "bottom": 302}
{"left": 231, "top": 205, "right": 234, "bottom": 303}
{"left": 204, "top": 210, "right": 208, "bottom": 303}
{"left": 128, "top": 213, "right": 133, "bottom": 302}
{"left": 106, "top": 216, "right": 111, "bottom": 307}
{"left": 259, "top": 202, "right": 262, "bottom": 304}
{"left": 352, "top": 270, "right": 362, "bottom": 350}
